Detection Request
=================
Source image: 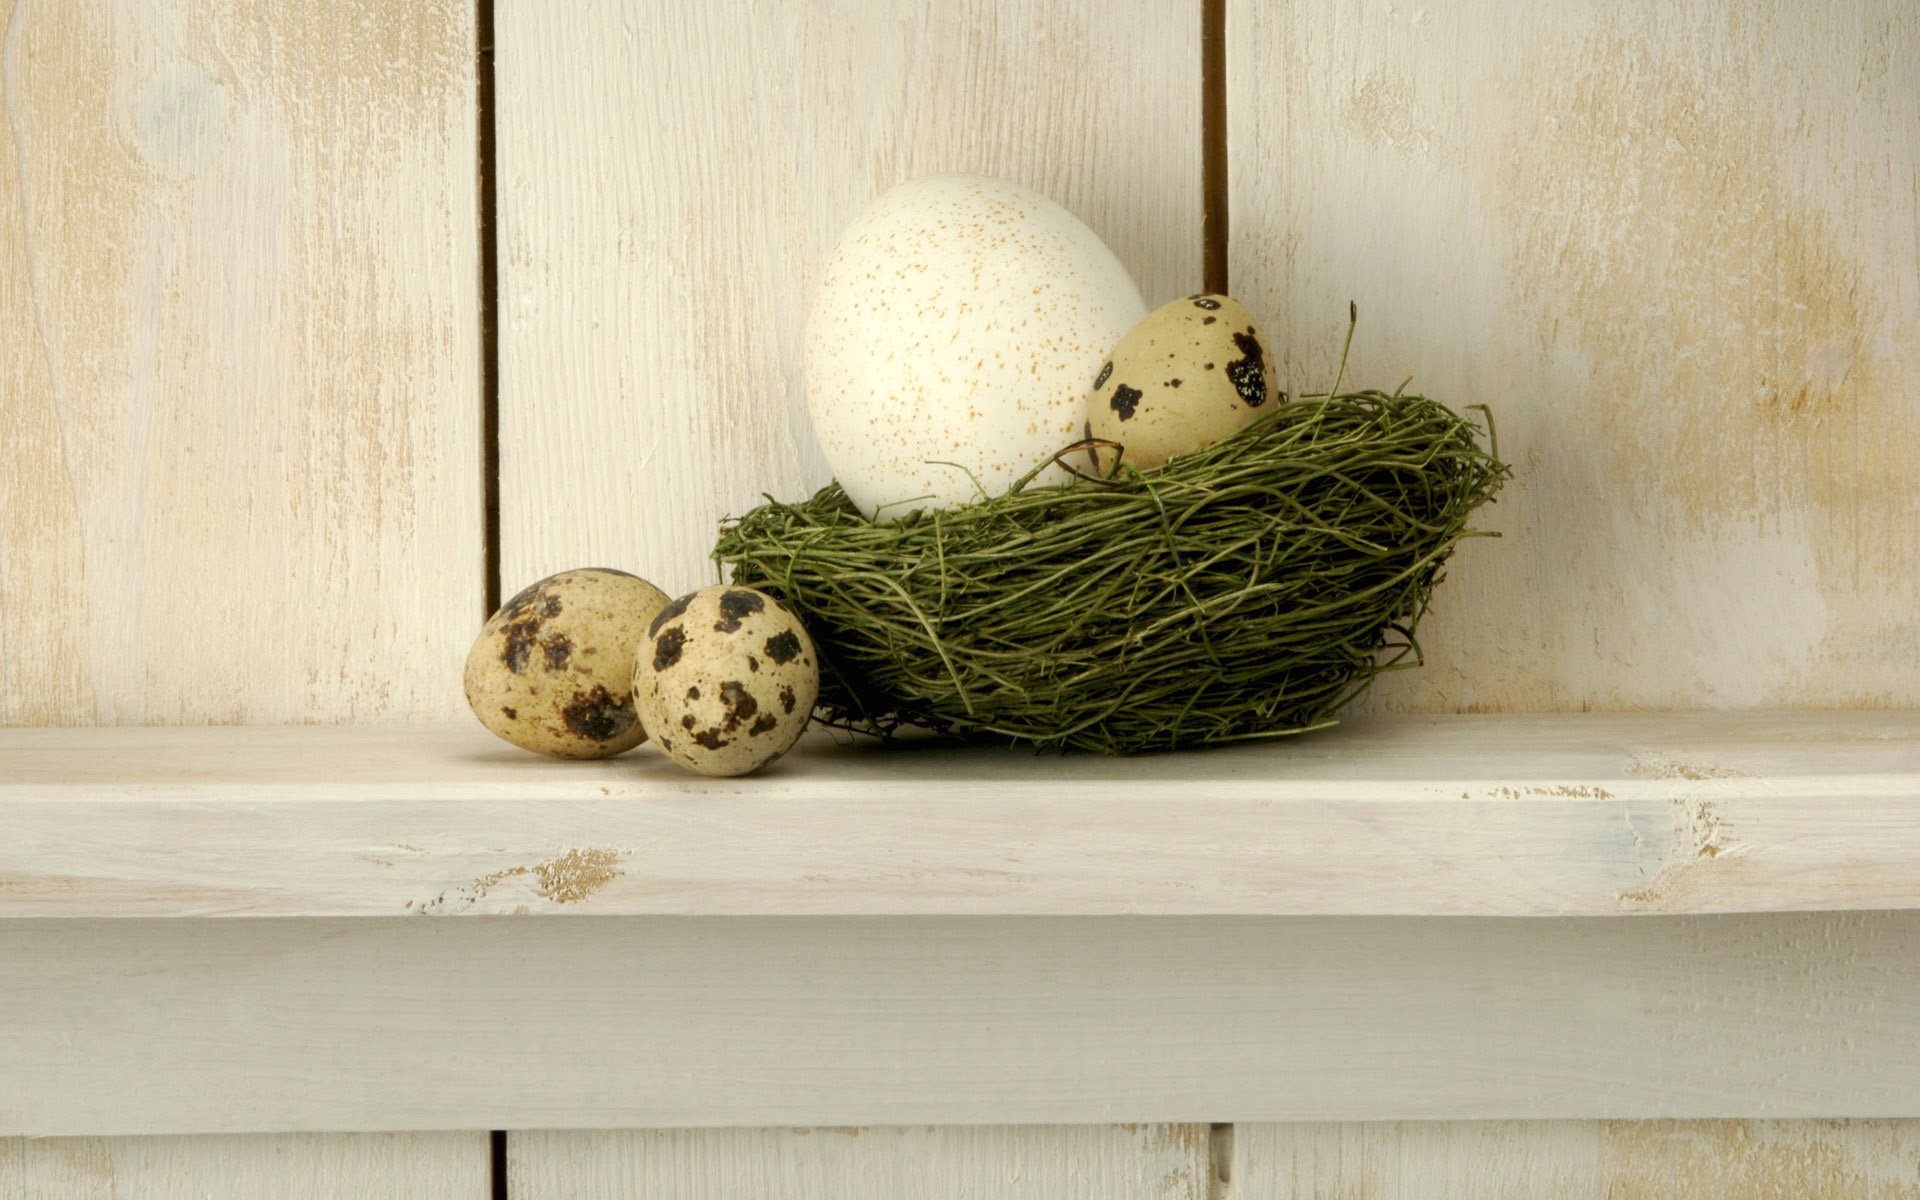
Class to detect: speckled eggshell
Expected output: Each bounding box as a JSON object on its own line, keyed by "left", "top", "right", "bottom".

{"left": 463, "top": 568, "right": 670, "bottom": 758}
{"left": 634, "top": 585, "right": 820, "bottom": 778}
{"left": 1086, "top": 294, "right": 1281, "bottom": 472}
{"left": 804, "top": 174, "right": 1147, "bottom": 519}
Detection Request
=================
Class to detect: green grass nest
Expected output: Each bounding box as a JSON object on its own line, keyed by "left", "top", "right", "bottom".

{"left": 714, "top": 387, "right": 1509, "bottom": 753}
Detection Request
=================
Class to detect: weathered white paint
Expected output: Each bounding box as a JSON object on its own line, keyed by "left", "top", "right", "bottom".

{"left": 0, "top": 1133, "right": 487, "bottom": 1200}
{"left": 495, "top": 0, "right": 1202, "bottom": 598}
{"left": 7, "top": 913, "right": 1920, "bottom": 1135}
{"left": 1226, "top": 0, "right": 1920, "bottom": 714}
{"left": 511, "top": 1126, "right": 1208, "bottom": 1200}
{"left": 1232, "top": 1120, "right": 1920, "bottom": 1198}
{"left": 0, "top": 0, "right": 482, "bottom": 725}
{"left": 3, "top": 713, "right": 1918, "bottom": 919}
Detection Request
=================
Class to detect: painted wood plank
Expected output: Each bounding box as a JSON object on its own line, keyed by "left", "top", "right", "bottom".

{"left": 495, "top": 0, "right": 1203, "bottom": 598}
{"left": 1226, "top": 0, "right": 1920, "bottom": 714}
{"left": 1231, "top": 1120, "right": 1920, "bottom": 1199}
{"left": 0, "top": 1133, "right": 488, "bottom": 1200}
{"left": 7, "top": 913, "right": 1920, "bottom": 1135}
{"left": 511, "top": 1126, "right": 1208, "bottom": 1200}
{"left": 0, "top": 0, "right": 482, "bottom": 725}
{"left": 3, "top": 713, "right": 1919, "bottom": 918}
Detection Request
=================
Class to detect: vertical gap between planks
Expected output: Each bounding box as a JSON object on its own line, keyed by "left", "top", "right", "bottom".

{"left": 1208, "top": 1122, "right": 1235, "bottom": 1199}
{"left": 1203, "top": 0, "right": 1230, "bottom": 1176}
{"left": 478, "top": 0, "right": 503, "bottom": 619}
{"left": 480, "top": 0, "right": 504, "bottom": 1170}
{"left": 1201, "top": 0, "right": 1229, "bottom": 295}
{"left": 490, "top": 1129, "right": 509, "bottom": 1200}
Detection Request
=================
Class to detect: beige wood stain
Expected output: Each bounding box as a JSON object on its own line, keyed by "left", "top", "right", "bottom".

{"left": 1227, "top": 0, "right": 1920, "bottom": 714}
{"left": 1235, "top": 1120, "right": 1920, "bottom": 1199}
{"left": 0, "top": 0, "right": 482, "bottom": 725}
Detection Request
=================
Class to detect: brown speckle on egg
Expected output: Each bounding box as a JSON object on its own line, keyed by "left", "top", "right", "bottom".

{"left": 653, "top": 626, "right": 686, "bottom": 671}
{"left": 715, "top": 589, "right": 765, "bottom": 632}
{"left": 561, "top": 685, "right": 635, "bottom": 742}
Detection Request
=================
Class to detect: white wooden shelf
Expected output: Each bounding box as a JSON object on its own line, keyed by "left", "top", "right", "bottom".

{"left": 5, "top": 711, "right": 1918, "bottom": 920}
{"left": 9, "top": 711, "right": 1920, "bottom": 1135}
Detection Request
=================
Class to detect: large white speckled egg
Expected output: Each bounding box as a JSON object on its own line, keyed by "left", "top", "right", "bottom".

{"left": 804, "top": 174, "right": 1147, "bottom": 519}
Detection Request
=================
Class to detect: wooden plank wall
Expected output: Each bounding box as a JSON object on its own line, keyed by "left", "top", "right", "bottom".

{"left": 0, "top": 1134, "right": 487, "bottom": 1200}
{"left": 0, "top": 0, "right": 482, "bottom": 726}
{"left": 1227, "top": 0, "right": 1920, "bottom": 716}
{"left": 493, "top": 0, "right": 1203, "bottom": 597}
{"left": 510, "top": 1127, "right": 1210, "bottom": 1200}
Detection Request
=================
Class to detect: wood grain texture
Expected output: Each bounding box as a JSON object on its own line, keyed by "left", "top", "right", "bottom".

{"left": 1227, "top": 0, "right": 1920, "bottom": 714}
{"left": 5, "top": 713, "right": 1920, "bottom": 919}
{"left": 495, "top": 0, "right": 1202, "bottom": 597}
{"left": 0, "top": 1133, "right": 487, "bottom": 1199}
{"left": 9, "top": 913, "right": 1920, "bottom": 1135}
{"left": 1232, "top": 1120, "right": 1920, "bottom": 1199}
{"left": 511, "top": 1126, "right": 1207, "bottom": 1200}
{"left": 0, "top": 0, "right": 482, "bottom": 725}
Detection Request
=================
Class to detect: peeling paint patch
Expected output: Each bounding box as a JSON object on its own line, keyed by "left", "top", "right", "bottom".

{"left": 533, "top": 848, "right": 626, "bottom": 904}
{"left": 1602, "top": 1119, "right": 1920, "bottom": 1199}
{"left": 1629, "top": 753, "right": 1749, "bottom": 781}
{"left": 1343, "top": 70, "right": 1437, "bottom": 159}
{"left": 1621, "top": 796, "right": 1743, "bottom": 907}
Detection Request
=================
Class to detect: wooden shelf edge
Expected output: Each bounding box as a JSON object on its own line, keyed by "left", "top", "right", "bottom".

{"left": 3, "top": 711, "right": 1918, "bottom": 920}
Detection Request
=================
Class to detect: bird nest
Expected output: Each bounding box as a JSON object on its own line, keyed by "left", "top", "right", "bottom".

{"left": 713, "top": 387, "right": 1508, "bottom": 754}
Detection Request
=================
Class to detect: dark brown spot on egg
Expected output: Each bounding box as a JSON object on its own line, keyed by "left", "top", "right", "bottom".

{"left": 748, "top": 656, "right": 760, "bottom": 672}
{"left": 1205, "top": 362, "right": 1215, "bottom": 370}
{"left": 1093, "top": 361, "right": 1112, "bottom": 390}
{"left": 652, "top": 626, "right": 686, "bottom": 671}
{"left": 501, "top": 706, "right": 517, "bottom": 719}
{"left": 764, "top": 631, "right": 802, "bottom": 664}
{"left": 501, "top": 620, "right": 540, "bottom": 674}
{"left": 540, "top": 595, "right": 563, "bottom": 618}
{"left": 1226, "top": 328, "right": 1268, "bottom": 406}
{"left": 500, "top": 582, "right": 543, "bottom": 616}
{"left": 686, "top": 685, "right": 701, "bottom": 701}
{"left": 648, "top": 594, "right": 692, "bottom": 637}
{"left": 659, "top": 736, "right": 673, "bottom": 751}
{"left": 1168, "top": 378, "right": 1183, "bottom": 388}
{"left": 691, "top": 729, "right": 729, "bottom": 750}
{"left": 1202, "top": 316, "right": 1216, "bottom": 325}
{"left": 779, "top": 685, "right": 797, "bottom": 714}
{"left": 1110, "top": 384, "right": 1143, "bottom": 421}
{"left": 716, "top": 589, "right": 765, "bottom": 632}
{"left": 719, "top": 680, "right": 758, "bottom": 731}
{"left": 1192, "top": 297, "right": 1221, "bottom": 310}
{"left": 561, "top": 686, "right": 636, "bottom": 742}
{"left": 681, "top": 713, "right": 696, "bottom": 729}
{"left": 749, "top": 713, "right": 778, "bottom": 737}
{"left": 541, "top": 633, "right": 573, "bottom": 670}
